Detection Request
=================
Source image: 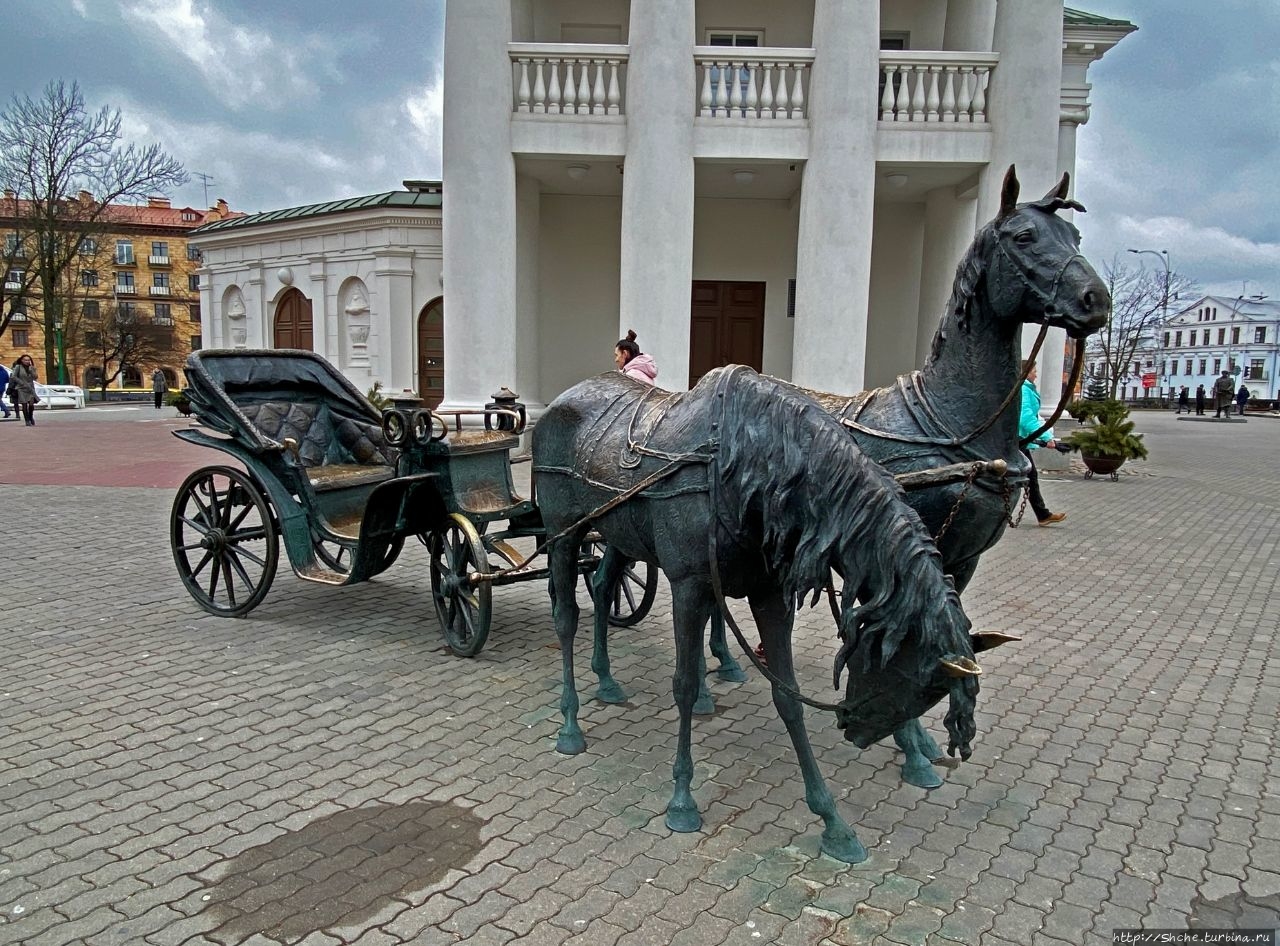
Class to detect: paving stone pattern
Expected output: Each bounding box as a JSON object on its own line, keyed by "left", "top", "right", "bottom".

{"left": 1, "top": 410, "right": 1278, "bottom": 945}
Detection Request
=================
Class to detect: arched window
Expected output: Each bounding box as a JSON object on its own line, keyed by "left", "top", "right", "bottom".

{"left": 84, "top": 366, "right": 105, "bottom": 388}
{"left": 122, "top": 365, "right": 142, "bottom": 387}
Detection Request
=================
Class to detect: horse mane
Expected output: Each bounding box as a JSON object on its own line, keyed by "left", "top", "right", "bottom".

{"left": 715, "top": 369, "right": 971, "bottom": 674}
{"left": 928, "top": 224, "right": 995, "bottom": 363}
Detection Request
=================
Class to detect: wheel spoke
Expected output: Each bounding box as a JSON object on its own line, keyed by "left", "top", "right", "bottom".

{"left": 225, "top": 549, "right": 256, "bottom": 591}
{"left": 617, "top": 579, "right": 637, "bottom": 612}
{"left": 221, "top": 558, "right": 238, "bottom": 607}
{"left": 207, "top": 554, "right": 222, "bottom": 599}
{"left": 188, "top": 549, "right": 214, "bottom": 579}
{"left": 226, "top": 501, "right": 255, "bottom": 532}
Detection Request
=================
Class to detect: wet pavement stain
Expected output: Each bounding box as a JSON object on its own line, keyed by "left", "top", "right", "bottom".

{"left": 206, "top": 800, "right": 485, "bottom": 943}
{"left": 1188, "top": 888, "right": 1280, "bottom": 931}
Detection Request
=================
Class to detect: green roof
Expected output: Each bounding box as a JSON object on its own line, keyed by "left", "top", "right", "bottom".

{"left": 1064, "top": 7, "right": 1135, "bottom": 28}
{"left": 192, "top": 187, "right": 442, "bottom": 234}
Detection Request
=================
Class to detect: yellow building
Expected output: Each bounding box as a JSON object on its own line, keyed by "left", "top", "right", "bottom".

{"left": 0, "top": 194, "right": 240, "bottom": 392}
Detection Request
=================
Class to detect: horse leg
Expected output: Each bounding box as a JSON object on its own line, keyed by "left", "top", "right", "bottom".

{"left": 707, "top": 608, "right": 748, "bottom": 682}
{"left": 589, "top": 546, "right": 628, "bottom": 704}
{"left": 751, "top": 591, "right": 866, "bottom": 863}
{"left": 552, "top": 537, "right": 587, "bottom": 755}
{"left": 665, "top": 580, "right": 709, "bottom": 834}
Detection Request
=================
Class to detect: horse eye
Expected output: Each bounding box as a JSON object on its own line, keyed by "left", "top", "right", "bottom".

{"left": 1014, "top": 230, "right": 1035, "bottom": 246}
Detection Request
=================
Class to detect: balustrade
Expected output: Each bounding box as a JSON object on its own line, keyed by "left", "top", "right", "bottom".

{"left": 694, "top": 48, "right": 814, "bottom": 120}
{"left": 879, "top": 52, "right": 998, "bottom": 124}
{"left": 509, "top": 44, "right": 627, "bottom": 116}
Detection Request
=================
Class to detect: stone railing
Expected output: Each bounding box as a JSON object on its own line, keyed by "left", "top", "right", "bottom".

{"left": 694, "top": 47, "right": 815, "bottom": 119}
{"left": 509, "top": 43, "right": 628, "bottom": 115}
{"left": 879, "top": 52, "right": 999, "bottom": 124}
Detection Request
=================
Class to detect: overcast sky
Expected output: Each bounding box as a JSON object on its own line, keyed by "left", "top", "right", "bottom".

{"left": 10, "top": 1, "right": 1278, "bottom": 302}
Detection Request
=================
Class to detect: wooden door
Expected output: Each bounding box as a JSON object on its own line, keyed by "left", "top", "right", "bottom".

{"left": 273, "top": 288, "right": 313, "bottom": 350}
{"left": 688, "top": 280, "right": 765, "bottom": 387}
{"left": 417, "top": 297, "right": 445, "bottom": 408}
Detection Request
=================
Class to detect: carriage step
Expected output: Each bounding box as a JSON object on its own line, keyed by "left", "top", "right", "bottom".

{"left": 294, "top": 563, "right": 350, "bottom": 585}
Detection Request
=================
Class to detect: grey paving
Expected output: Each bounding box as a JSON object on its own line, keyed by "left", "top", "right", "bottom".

{"left": 1, "top": 409, "right": 1278, "bottom": 945}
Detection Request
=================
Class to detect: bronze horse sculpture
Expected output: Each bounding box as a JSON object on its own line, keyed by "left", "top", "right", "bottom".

{"left": 533, "top": 366, "right": 984, "bottom": 862}
{"left": 592, "top": 166, "right": 1111, "bottom": 789}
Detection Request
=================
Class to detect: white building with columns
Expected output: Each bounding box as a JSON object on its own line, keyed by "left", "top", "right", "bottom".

{"left": 442, "top": 1, "right": 1134, "bottom": 417}
{"left": 191, "top": 184, "right": 447, "bottom": 406}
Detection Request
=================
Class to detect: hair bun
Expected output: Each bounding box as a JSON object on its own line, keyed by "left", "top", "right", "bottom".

{"left": 625, "top": 329, "right": 637, "bottom": 342}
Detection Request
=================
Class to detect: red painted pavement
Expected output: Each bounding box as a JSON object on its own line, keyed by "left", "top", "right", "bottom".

{"left": 0, "top": 413, "right": 236, "bottom": 488}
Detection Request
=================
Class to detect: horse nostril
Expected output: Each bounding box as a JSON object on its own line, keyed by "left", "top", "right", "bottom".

{"left": 1083, "top": 289, "right": 1104, "bottom": 312}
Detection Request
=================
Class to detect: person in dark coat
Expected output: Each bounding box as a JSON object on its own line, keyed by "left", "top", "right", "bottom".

{"left": 1195, "top": 384, "right": 1206, "bottom": 415}
{"left": 10, "top": 353, "right": 39, "bottom": 426}
{"left": 1176, "top": 386, "right": 1190, "bottom": 414}
{"left": 1236, "top": 384, "right": 1250, "bottom": 415}
{"left": 0, "top": 362, "right": 10, "bottom": 419}
{"left": 1213, "top": 370, "right": 1236, "bottom": 417}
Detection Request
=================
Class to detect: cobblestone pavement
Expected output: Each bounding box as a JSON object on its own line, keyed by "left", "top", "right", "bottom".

{"left": 2, "top": 408, "right": 1278, "bottom": 945}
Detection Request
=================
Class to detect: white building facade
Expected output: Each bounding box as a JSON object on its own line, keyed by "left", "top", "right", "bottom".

{"left": 1161, "top": 295, "right": 1280, "bottom": 404}
{"left": 442, "top": 1, "right": 1133, "bottom": 415}
{"left": 191, "top": 186, "right": 447, "bottom": 406}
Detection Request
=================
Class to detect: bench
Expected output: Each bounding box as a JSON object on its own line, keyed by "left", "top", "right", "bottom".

{"left": 237, "top": 398, "right": 397, "bottom": 492}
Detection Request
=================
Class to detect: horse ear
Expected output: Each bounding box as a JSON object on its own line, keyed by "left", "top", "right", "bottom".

{"left": 998, "top": 165, "right": 1020, "bottom": 218}
{"left": 1044, "top": 172, "right": 1071, "bottom": 203}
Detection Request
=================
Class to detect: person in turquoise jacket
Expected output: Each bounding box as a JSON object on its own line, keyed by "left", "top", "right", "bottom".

{"left": 1018, "top": 359, "right": 1066, "bottom": 525}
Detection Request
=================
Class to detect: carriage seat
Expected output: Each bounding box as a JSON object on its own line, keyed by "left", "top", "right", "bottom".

{"left": 240, "top": 400, "right": 398, "bottom": 492}
{"left": 439, "top": 428, "right": 521, "bottom": 456}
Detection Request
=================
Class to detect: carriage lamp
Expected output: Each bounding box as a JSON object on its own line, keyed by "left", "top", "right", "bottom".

{"left": 485, "top": 387, "right": 527, "bottom": 433}
{"left": 382, "top": 409, "right": 408, "bottom": 446}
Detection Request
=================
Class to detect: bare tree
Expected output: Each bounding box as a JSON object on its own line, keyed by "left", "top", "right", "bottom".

{"left": 0, "top": 80, "right": 186, "bottom": 379}
{"left": 1086, "top": 256, "right": 1197, "bottom": 399}
{"left": 76, "top": 299, "right": 169, "bottom": 397}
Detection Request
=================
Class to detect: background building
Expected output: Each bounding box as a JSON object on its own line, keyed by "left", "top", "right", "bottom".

{"left": 0, "top": 194, "right": 239, "bottom": 391}
{"left": 1161, "top": 294, "right": 1280, "bottom": 403}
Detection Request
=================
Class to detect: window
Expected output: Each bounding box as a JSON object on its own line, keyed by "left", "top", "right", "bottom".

{"left": 1212, "top": 308, "right": 1218, "bottom": 320}
{"left": 153, "top": 272, "right": 169, "bottom": 289}
{"left": 12, "top": 328, "right": 28, "bottom": 346}
{"left": 154, "top": 303, "right": 173, "bottom": 325}
{"left": 190, "top": 334, "right": 203, "bottom": 351}
{"left": 85, "top": 331, "right": 102, "bottom": 349}
{"left": 1185, "top": 359, "right": 1193, "bottom": 374}
{"left": 1203, "top": 329, "right": 1212, "bottom": 345}
{"left": 1163, "top": 332, "right": 1170, "bottom": 347}
{"left": 1132, "top": 361, "right": 1141, "bottom": 376}
{"left": 182, "top": 211, "right": 197, "bottom": 222}
{"left": 1213, "top": 358, "right": 1221, "bottom": 375}
{"left": 1255, "top": 327, "right": 1266, "bottom": 344}
{"left": 116, "top": 271, "right": 135, "bottom": 291}
{"left": 81, "top": 269, "right": 98, "bottom": 287}
{"left": 79, "top": 237, "right": 97, "bottom": 255}
{"left": 84, "top": 366, "right": 104, "bottom": 388}
{"left": 151, "top": 242, "right": 168, "bottom": 258}
{"left": 5, "top": 233, "right": 24, "bottom": 255}
{"left": 82, "top": 300, "right": 99, "bottom": 319}
{"left": 115, "top": 240, "right": 134, "bottom": 265}
{"left": 119, "top": 301, "right": 136, "bottom": 319}
{"left": 1175, "top": 331, "right": 1182, "bottom": 346}
{"left": 1231, "top": 327, "right": 1240, "bottom": 344}
{"left": 188, "top": 303, "right": 201, "bottom": 322}
{"left": 4, "top": 268, "right": 23, "bottom": 289}
{"left": 188, "top": 274, "right": 201, "bottom": 291}
{"left": 186, "top": 244, "right": 202, "bottom": 261}
{"left": 1249, "top": 359, "right": 1265, "bottom": 380}
{"left": 1217, "top": 328, "right": 1226, "bottom": 344}
{"left": 1200, "top": 358, "right": 1208, "bottom": 374}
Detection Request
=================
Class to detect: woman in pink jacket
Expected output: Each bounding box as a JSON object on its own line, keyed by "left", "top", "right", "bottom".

{"left": 614, "top": 330, "right": 658, "bottom": 385}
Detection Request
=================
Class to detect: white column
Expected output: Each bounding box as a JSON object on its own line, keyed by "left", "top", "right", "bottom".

{"left": 514, "top": 173, "right": 543, "bottom": 409}
{"left": 618, "top": 0, "right": 696, "bottom": 390}
{"left": 915, "top": 186, "right": 979, "bottom": 367}
{"left": 442, "top": 0, "right": 517, "bottom": 410}
{"left": 792, "top": 0, "right": 879, "bottom": 392}
{"left": 943, "top": 0, "right": 997, "bottom": 51}
{"left": 307, "top": 258, "right": 327, "bottom": 360}
{"left": 375, "top": 251, "right": 415, "bottom": 392}
{"left": 246, "top": 266, "right": 266, "bottom": 348}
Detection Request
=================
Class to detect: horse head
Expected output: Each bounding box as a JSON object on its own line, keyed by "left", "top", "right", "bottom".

{"left": 973, "top": 165, "right": 1110, "bottom": 340}
{"left": 832, "top": 587, "right": 995, "bottom": 761}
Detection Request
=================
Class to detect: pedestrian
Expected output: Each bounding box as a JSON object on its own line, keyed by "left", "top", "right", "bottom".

{"left": 0, "top": 361, "right": 10, "bottom": 419}
{"left": 1236, "top": 384, "right": 1250, "bottom": 416}
{"left": 1177, "top": 386, "right": 1190, "bottom": 415}
{"left": 1213, "top": 370, "right": 1236, "bottom": 418}
{"left": 10, "top": 354, "right": 39, "bottom": 427}
{"left": 614, "top": 330, "right": 658, "bottom": 385}
{"left": 151, "top": 368, "right": 168, "bottom": 409}
{"left": 1195, "top": 384, "right": 1206, "bottom": 415}
{"left": 1019, "top": 360, "right": 1066, "bottom": 526}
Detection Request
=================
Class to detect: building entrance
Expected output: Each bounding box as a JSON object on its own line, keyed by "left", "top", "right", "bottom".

{"left": 689, "top": 280, "right": 765, "bottom": 388}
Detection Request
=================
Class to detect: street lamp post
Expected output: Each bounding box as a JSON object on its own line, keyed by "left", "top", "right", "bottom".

{"left": 1128, "top": 247, "right": 1171, "bottom": 400}
{"left": 1228, "top": 293, "right": 1268, "bottom": 387}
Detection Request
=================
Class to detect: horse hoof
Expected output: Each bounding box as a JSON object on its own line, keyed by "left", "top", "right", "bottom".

{"left": 716, "top": 665, "right": 748, "bottom": 683}
{"left": 596, "top": 681, "right": 627, "bottom": 704}
{"left": 820, "top": 829, "right": 868, "bottom": 864}
{"left": 901, "top": 761, "right": 944, "bottom": 790}
{"left": 556, "top": 730, "right": 586, "bottom": 755}
{"left": 693, "top": 694, "right": 716, "bottom": 715}
{"left": 665, "top": 806, "right": 702, "bottom": 833}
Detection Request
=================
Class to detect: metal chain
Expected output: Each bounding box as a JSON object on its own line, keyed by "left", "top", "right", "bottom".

{"left": 1001, "top": 470, "right": 1030, "bottom": 528}
{"left": 933, "top": 462, "right": 982, "bottom": 544}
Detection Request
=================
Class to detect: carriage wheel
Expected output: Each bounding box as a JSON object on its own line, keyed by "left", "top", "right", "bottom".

{"left": 429, "top": 513, "right": 492, "bottom": 656}
{"left": 588, "top": 541, "right": 659, "bottom": 628}
{"left": 171, "top": 465, "right": 279, "bottom": 618}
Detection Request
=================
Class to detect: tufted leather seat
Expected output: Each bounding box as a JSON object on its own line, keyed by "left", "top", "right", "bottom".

{"left": 240, "top": 399, "right": 397, "bottom": 491}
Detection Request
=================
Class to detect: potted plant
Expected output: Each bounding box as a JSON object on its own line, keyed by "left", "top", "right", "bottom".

{"left": 1064, "top": 399, "right": 1149, "bottom": 480}
{"left": 168, "top": 389, "right": 194, "bottom": 417}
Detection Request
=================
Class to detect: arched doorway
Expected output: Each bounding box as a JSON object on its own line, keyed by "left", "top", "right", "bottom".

{"left": 273, "top": 288, "right": 314, "bottom": 350}
{"left": 417, "top": 297, "right": 444, "bottom": 408}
